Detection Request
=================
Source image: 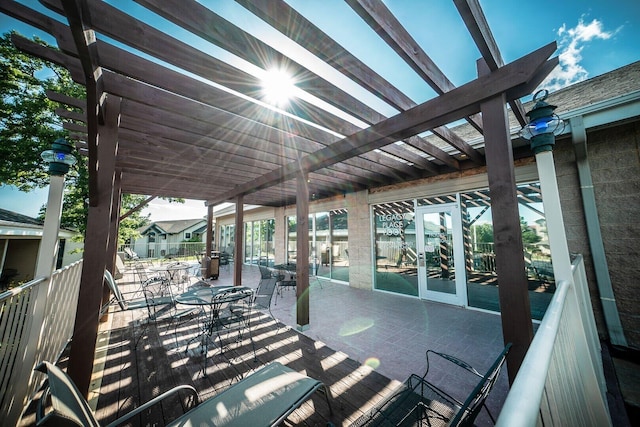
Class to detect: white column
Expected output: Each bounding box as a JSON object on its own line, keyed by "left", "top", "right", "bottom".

{"left": 34, "top": 175, "right": 66, "bottom": 277}
{"left": 535, "top": 151, "right": 573, "bottom": 283}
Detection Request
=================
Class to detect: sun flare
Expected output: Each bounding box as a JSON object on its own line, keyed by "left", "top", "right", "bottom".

{"left": 261, "top": 67, "right": 296, "bottom": 107}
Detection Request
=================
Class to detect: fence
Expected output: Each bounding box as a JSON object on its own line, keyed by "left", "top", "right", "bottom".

{"left": 0, "top": 260, "right": 83, "bottom": 426}
{"left": 121, "top": 242, "right": 205, "bottom": 260}
{"left": 496, "top": 255, "right": 611, "bottom": 426}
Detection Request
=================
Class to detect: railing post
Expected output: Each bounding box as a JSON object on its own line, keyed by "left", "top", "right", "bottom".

{"left": 8, "top": 174, "right": 67, "bottom": 425}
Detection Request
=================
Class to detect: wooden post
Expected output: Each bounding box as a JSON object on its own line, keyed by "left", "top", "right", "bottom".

{"left": 205, "top": 203, "right": 213, "bottom": 278}
{"left": 478, "top": 59, "right": 533, "bottom": 384}
{"left": 68, "top": 95, "right": 121, "bottom": 397}
{"left": 296, "top": 172, "right": 310, "bottom": 330}
{"left": 233, "top": 196, "right": 243, "bottom": 286}
{"left": 101, "top": 170, "right": 122, "bottom": 322}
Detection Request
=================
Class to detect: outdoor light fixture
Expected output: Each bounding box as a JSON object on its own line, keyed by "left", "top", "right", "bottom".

{"left": 41, "top": 137, "right": 76, "bottom": 175}
{"left": 520, "top": 89, "right": 565, "bottom": 154}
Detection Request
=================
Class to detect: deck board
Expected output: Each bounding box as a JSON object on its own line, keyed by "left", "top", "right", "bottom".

{"left": 78, "top": 289, "right": 398, "bottom": 426}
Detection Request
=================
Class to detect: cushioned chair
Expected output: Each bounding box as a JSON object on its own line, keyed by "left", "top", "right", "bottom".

{"left": 35, "top": 361, "right": 332, "bottom": 427}
{"left": 35, "top": 361, "right": 198, "bottom": 427}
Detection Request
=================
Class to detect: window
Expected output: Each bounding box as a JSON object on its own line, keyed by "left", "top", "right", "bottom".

{"left": 185, "top": 232, "right": 191, "bottom": 240}
{"left": 219, "top": 224, "right": 235, "bottom": 253}
{"left": 288, "top": 210, "right": 349, "bottom": 281}
{"left": 243, "top": 219, "right": 275, "bottom": 265}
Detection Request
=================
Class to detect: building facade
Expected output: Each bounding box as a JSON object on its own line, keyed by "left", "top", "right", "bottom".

{"left": 214, "top": 61, "right": 640, "bottom": 349}
{"left": 130, "top": 218, "right": 208, "bottom": 259}
{"left": 0, "top": 208, "right": 82, "bottom": 290}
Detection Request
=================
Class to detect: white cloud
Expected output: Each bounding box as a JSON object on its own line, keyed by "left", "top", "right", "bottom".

{"left": 539, "top": 17, "right": 620, "bottom": 92}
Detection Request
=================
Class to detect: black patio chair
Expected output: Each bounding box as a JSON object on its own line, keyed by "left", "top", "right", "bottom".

{"left": 219, "top": 251, "right": 232, "bottom": 271}
{"left": 353, "top": 343, "right": 512, "bottom": 426}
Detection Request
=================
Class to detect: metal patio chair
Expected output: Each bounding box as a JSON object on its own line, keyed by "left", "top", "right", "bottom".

{"left": 354, "top": 343, "right": 512, "bottom": 426}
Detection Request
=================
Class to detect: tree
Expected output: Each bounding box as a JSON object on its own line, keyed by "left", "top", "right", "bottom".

{"left": 118, "top": 195, "right": 152, "bottom": 246}
{"left": 1, "top": 31, "right": 88, "bottom": 232}
{"left": 2, "top": 32, "right": 182, "bottom": 240}
{"left": 474, "top": 223, "right": 494, "bottom": 243}
{"left": 0, "top": 32, "right": 84, "bottom": 190}
{"left": 521, "top": 216, "right": 542, "bottom": 246}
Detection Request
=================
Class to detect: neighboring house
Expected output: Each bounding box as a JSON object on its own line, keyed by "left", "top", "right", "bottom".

{"left": 130, "top": 218, "right": 208, "bottom": 258}
{"left": 0, "top": 208, "right": 82, "bottom": 290}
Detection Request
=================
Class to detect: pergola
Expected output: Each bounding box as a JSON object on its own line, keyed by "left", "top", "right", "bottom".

{"left": 2, "top": 0, "right": 558, "bottom": 397}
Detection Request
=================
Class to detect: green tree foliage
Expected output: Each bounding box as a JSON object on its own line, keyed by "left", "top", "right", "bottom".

{"left": 1, "top": 31, "right": 89, "bottom": 232}
{"left": 473, "top": 216, "right": 542, "bottom": 246}
{"left": 1, "top": 33, "right": 181, "bottom": 241}
{"left": 118, "top": 194, "right": 152, "bottom": 245}
{"left": 0, "top": 32, "right": 84, "bottom": 190}
{"left": 474, "top": 223, "right": 494, "bottom": 243}
{"left": 521, "top": 216, "right": 542, "bottom": 245}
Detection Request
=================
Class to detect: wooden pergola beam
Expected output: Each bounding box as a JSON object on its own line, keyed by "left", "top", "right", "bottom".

{"left": 210, "top": 42, "right": 557, "bottom": 205}
{"left": 454, "top": 0, "right": 528, "bottom": 126}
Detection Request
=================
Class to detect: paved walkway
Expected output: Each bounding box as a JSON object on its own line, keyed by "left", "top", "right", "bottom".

{"left": 212, "top": 263, "right": 510, "bottom": 426}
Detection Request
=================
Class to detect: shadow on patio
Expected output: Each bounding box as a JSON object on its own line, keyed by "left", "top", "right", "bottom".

{"left": 20, "top": 262, "right": 513, "bottom": 426}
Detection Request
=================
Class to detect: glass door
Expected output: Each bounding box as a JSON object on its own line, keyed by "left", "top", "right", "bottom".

{"left": 415, "top": 203, "right": 467, "bottom": 305}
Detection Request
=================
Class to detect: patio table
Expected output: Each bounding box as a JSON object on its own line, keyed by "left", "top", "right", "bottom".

{"left": 176, "top": 285, "right": 254, "bottom": 375}
{"left": 150, "top": 262, "right": 191, "bottom": 290}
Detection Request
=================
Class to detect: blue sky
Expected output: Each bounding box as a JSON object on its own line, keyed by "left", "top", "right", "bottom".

{"left": 1, "top": 0, "right": 639, "bottom": 220}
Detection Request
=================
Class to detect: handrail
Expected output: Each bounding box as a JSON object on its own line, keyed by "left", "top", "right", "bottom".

{"left": 0, "top": 276, "right": 47, "bottom": 303}
{"left": 496, "top": 255, "right": 611, "bottom": 426}
{"left": 496, "top": 279, "right": 569, "bottom": 423}
{"left": 0, "top": 260, "right": 83, "bottom": 427}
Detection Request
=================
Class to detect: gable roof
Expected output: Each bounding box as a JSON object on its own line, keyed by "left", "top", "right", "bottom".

{"left": 139, "top": 218, "right": 206, "bottom": 235}
{"left": 0, "top": 208, "right": 43, "bottom": 226}
{"left": 0, "top": 208, "right": 77, "bottom": 237}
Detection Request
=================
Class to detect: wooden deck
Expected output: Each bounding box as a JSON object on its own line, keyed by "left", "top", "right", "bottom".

{"left": 22, "top": 270, "right": 402, "bottom": 426}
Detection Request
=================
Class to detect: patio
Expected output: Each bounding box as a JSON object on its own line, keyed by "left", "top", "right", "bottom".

{"left": 19, "top": 262, "right": 511, "bottom": 426}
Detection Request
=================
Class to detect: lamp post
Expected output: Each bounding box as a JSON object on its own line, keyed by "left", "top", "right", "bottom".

{"left": 34, "top": 138, "right": 77, "bottom": 277}
{"left": 520, "top": 90, "right": 572, "bottom": 283}
{"left": 11, "top": 138, "right": 77, "bottom": 425}
{"left": 40, "top": 137, "right": 77, "bottom": 176}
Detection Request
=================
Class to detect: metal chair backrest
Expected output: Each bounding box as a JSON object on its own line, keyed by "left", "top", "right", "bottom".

{"left": 450, "top": 343, "right": 512, "bottom": 427}
{"left": 35, "top": 361, "right": 101, "bottom": 427}
{"left": 135, "top": 262, "right": 167, "bottom": 287}
{"left": 253, "top": 276, "right": 278, "bottom": 311}
{"left": 104, "top": 269, "right": 127, "bottom": 310}
{"left": 258, "top": 265, "right": 272, "bottom": 279}
{"left": 220, "top": 252, "right": 231, "bottom": 265}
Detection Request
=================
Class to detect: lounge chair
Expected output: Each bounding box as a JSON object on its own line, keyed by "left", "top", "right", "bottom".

{"left": 34, "top": 360, "right": 332, "bottom": 427}
{"left": 353, "top": 343, "right": 511, "bottom": 426}
{"left": 104, "top": 269, "right": 193, "bottom": 349}
{"left": 104, "top": 269, "right": 173, "bottom": 312}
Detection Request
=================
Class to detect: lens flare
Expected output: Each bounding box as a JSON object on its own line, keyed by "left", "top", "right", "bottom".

{"left": 365, "top": 357, "right": 380, "bottom": 369}
{"left": 338, "top": 317, "right": 374, "bottom": 337}
{"left": 261, "top": 67, "right": 296, "bottom": 107}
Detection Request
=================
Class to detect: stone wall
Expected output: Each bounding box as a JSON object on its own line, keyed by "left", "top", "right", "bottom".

{"left": 345, "top": 191, "right": 373, "bottom": 290}
{"left": 555, "top": 121, "right": 640, "bottom": 349}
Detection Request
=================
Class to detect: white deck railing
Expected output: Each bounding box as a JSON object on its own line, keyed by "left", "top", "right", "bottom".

{"left": 0, "top": 260, "right": 83, "bottom": 426}
{"left": 496, "top": 255, "right": 611, "bottom": 426}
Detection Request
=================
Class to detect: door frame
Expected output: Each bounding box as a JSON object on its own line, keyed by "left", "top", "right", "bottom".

{"left": 415, "top": 201, "right": 468, "bottom": 306}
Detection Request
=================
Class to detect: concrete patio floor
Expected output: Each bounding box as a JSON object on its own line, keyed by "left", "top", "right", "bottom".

{"left": 213, "top": 262, "right": 511, "bottom": 426}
